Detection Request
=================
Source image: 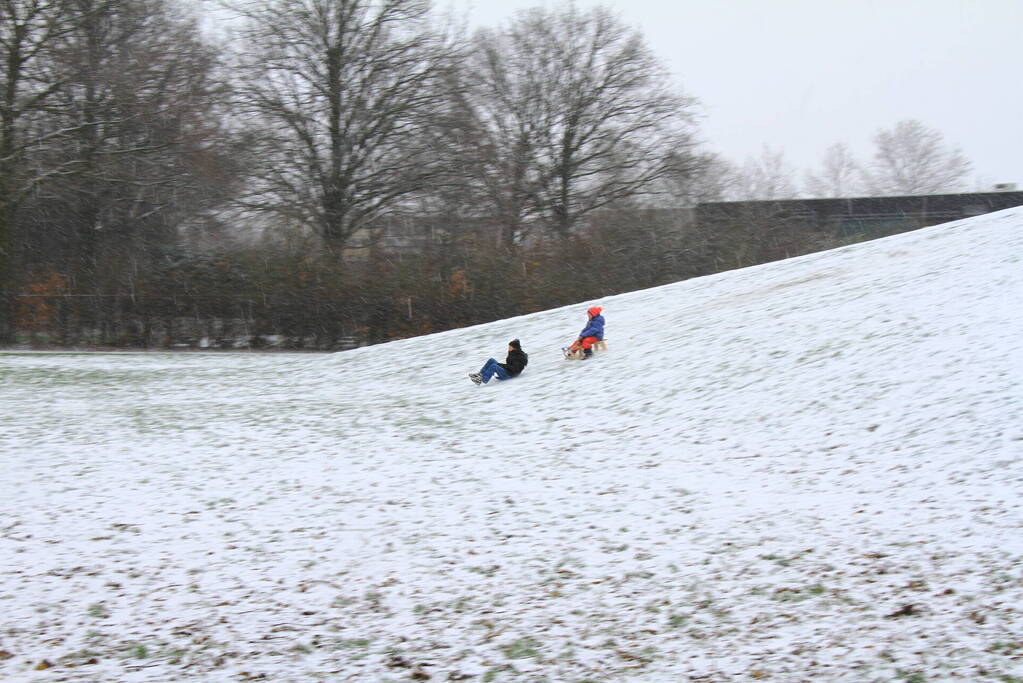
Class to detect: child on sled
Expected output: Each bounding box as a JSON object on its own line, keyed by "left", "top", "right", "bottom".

{"left": 564, "top": 306, "right": 605, "bottom": 360}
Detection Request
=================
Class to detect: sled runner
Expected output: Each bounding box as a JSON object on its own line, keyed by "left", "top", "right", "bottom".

{"left": 562, "top": 339, "right": 606, "bottom": 360}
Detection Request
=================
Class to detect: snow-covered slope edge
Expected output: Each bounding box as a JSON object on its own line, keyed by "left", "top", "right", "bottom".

{"left": 1, "top": 207, "right": 1021, "bottom": 682}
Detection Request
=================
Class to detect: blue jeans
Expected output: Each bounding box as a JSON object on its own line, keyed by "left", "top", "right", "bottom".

{"left": 480, "top": 358, "right": 510, "bottom": 383}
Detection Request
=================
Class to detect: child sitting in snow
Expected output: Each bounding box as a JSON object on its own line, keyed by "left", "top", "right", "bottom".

{"left": 469, "top": 339, "right": 528, "bottom": 385}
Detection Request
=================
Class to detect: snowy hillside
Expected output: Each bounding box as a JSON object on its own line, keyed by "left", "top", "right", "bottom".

{"left": 2, "top": 207, "right": 1022, "bottom": 682}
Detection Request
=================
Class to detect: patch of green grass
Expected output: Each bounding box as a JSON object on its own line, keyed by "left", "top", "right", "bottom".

{"left": 58, "top": 649, "right": 101, "bottom": 664}
{"left": 335, "top": 638, "right": 371, "bottom": 649}
{"left": 556, "top": 556, "right": 585, "bottom": 570}
{"left": 759, "top": 553, "right": 791, "bottom": 567}
{"left": 87, "top": 603, "right": 109, "bottom": 619}
{"left": 624, "top": 571, "right": 654, "bottom": 580}
{"left": 448, "top": 597, "right": 472, "bottom": 613}
{"left": 467, "top": 565, "right": 500, "bottom": 576}
{"left": 770, "top": 584, "right": 825, "bottom": 602}
{"left": 501, "top": 636, "right": 542, "bottom": 660}
{"left": 990, "top": 641, "right": 1022, "bottom": 654}
{"left": 759, "top": 548, "right": 815, "bottom": 567}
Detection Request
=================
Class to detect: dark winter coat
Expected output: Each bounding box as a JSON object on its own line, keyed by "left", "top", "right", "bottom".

{"left": 501, "top": 348, "right": 529, "bottom": 377}
{"left": 579, "top": 314, "right": 605, "bottom": 341}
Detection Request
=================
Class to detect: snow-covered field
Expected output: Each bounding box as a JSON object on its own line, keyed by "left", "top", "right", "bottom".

{"left": 2, "top": 208, "right": 1022, "bottom": 682}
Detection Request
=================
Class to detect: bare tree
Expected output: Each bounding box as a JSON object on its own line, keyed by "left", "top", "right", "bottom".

{"left": 679, "top": 153, "right": 740, "bottom": 205}
{"left": 37, "top": 0, "right": 231, "bottom": 285}
{"left": 729, "top": 146, "right": 797, "bottom": 200}
{"left": 463, "top": 4, "right": 699, "bottom": 240}
{"left": 447, "top": 45, "right": 539, "bottom": 246}
{"left": 861, "top": 119, "right": 971, "bottom": 196}
{"left": 0, "top": 0, "right": 237, "bottom": 345}
{"left": 0, "top": 0, "right": 76, "bottom": 342}
{"left": 227, "top": 0, "right": 459, "bottom": 256}
{"left": 804, "top": 142, "right": 862, "bottom": 198}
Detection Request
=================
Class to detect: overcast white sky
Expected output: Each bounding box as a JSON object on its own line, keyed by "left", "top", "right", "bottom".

{"left": 451, "top": 0, "right": 1021, "bottom": 188}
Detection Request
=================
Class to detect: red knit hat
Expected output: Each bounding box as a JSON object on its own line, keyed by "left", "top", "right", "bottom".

{"left": 587, "top": 306, "right": 602, "bottom": 316}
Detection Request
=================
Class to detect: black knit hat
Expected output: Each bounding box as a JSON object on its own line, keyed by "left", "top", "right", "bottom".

{"left": 509, "top": 339, "right": 521, "bottom": 349}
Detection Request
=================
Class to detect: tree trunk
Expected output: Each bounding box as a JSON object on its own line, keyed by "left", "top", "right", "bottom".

{"left": 0, "top": 198, "right": 15, "bottom": 344}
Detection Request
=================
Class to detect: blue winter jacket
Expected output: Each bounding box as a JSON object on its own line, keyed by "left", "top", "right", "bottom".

{"left": 579, "top": 314, "right": 605, "bottom": 340}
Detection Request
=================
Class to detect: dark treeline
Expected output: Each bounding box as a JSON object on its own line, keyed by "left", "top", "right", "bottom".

{"left": 2, "top": 0, "right": 850, "bottom": 350}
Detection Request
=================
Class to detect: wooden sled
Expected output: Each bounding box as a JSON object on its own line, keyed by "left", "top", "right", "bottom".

{"left": 562, "top": 339, "right": 606, "bottom": 360}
